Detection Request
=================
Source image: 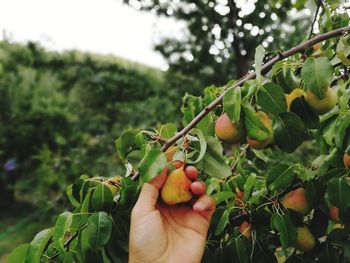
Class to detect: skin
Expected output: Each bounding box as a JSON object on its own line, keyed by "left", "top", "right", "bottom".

{"left": 281, "top": 187, "right": 310, "bottom": 216}
{"left": 305, "top": 87, "right": 338, "bottom": 115}
{"left": 129, "top": 171, "right": 216, "bottom": 263}
{"left": 247, "top": 111, "right": 273, "bottom": 150}
{"left": 343, "top": 153, "right": 350, "bottom": 168}
{"left": 215, "top": 113, "right": 244, "bottom": 144}
{"left": 185, "top": 166, "right": 199, "bottom": 180}
{"left": 285, "top": 88, "right": 305, "bottom": 110}
{"left": 294, "top": 226, "right": 316, "bottom": 252}
{"left": 191, "top": 181, "right": 206, "bottom": 195}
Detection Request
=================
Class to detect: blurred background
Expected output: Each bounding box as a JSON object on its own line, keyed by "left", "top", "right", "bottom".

{"left": 0, "top": 0, "right": 334, "bottom": 260}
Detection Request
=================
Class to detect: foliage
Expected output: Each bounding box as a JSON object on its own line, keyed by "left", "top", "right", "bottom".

{"left": 0, "top": 41, "right": 200, "bottom": 207}
{"left": 8, "top": 2, "right": 350, "bottom": 263}
{"left": 125, "top": 0, "right": 311, "bottom": 86}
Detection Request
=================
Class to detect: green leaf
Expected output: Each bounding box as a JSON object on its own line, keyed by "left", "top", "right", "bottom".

{"left": 215, "top": 208, "right": 232, "bottom": 235}
{"left": 335, "top": 113, "right": 350, "bottom": 149}
{"left": 243, "top": 104, "right": 271, "bottom": 141}
{"left": 92, "top": 184, "right": 114, "bottom": 212}
{"left": 115, "top": 129, "right": 140, "bottom": 162}
{"left": 290, "top": 96, "right": 319, "bottom": 129}
{"left": 273, "top": 112, "right": 304, "bottom": 153}
{"left": 27, "top": 228, "right": 54, "bottom": 263}
{"left": 201, "top": 136, "right": 231, "bottom": 179}
{"left": 8, "top": 244, "right": 30, "bottom": 263}
{"left": 187, "top": 128, "right": 207, "bottom": 164}
{"left": 119, "top": 177, "right": 140, "bottom": 210}
{"left": 227, "top": 238, "right": 249, "bottom": 263}
{"left": 223, "top": 87, "right": 241, "bottom": 123}
{"left": 158, "top": 123, "right": 177, "bottom": 139}
{"left": 301, "top": 57, "right": 333, "bottom": 98}
{"left": 66, "top": 184, "right": 80, "bottom": 208}
{"left": 256, "top": 82, "right": 287, "bottom": 115}
{"left": 86, "top": 212, "right": 113, "bottom": 251}
{"left": 211, "top": 191, "right": 235, "bottom": 205}
{"left": 327, "top": 177, "right": 350, "bottom": 211}
{"left": 243, "top": 175, "right": 256, "bottom": 202}
{"left": 266, "top": 164, "right": 296, "bottom": 191}
{"left": 255, "top": 45, "right": 265, "bottom": 80}
{"left": 273, "top": 214, "right": 297, "bottom": 249}
{"left": 53, "top": 212, "right": 73, "bottom": 255}
{"left": 323, "top": 116, "right": 338, "bottom": 146}
{"left": 138, "top": 148, "right": 167, "bottom": 183}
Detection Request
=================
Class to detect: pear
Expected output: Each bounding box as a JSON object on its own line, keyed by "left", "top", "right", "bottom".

{"left": 294, "top": 226, "right": 315, "bottom": 251}
{"left": 305, "top": 87, "right": 338, "bottom": 115}
{"left": 281, "top": 188, "right": 310, "bottom": 216}
{"left": 161, "top": 167, "right": 192, "bottom": 205}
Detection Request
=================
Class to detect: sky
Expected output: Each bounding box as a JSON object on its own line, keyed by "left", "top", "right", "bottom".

{"left": 0, "top": 0, "right": 185, "bottom": 70}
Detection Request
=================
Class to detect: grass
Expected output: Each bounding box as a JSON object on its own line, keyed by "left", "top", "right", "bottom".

{"left": 0, "top": 202, "right": 54, "bottom": 263}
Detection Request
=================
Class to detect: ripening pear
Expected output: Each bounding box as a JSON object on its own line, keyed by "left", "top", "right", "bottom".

{"left": 343, "top": 153, "right": 350, "bottom": 169}
{"left": 305, "top": 87, "right": 338, "bottom": 115}
{"left": 294, "top": 226, "right": 316, "bottom": 251}
{"left": 247, "top": 111, "right": 273, "bottom": 150}
{"left": 285, "top": 88, "right": 305, "bottom": 110}
{"left": 215, "top": 113, "right": 244, "bottom": 144}
{"left": 281, "top": 188, "right": 311, "bottom": 216}
{"left": 161, "top": 167, "right": 193, "bottom": 205}
{"left": 240, "top": 221, "right": 252, "bottom": 239}
{"left": 165, "top": 146, "right": 177, "bottom": 162}
{"left": 329, "top": 205, "right": 341, "bottom": 223}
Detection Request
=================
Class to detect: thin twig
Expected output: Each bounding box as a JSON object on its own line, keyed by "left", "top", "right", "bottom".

{"left": 309, "top": 0, "right": 323, "bottom": 39}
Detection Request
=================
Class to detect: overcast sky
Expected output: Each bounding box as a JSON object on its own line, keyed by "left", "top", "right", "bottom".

{"left": 0, "top": 0, "right": 185, "bottom": 69}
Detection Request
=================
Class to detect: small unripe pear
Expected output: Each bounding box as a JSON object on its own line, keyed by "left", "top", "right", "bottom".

{"left": 161, "top": 167, "right": 192, "bottom": 205}
{"left": 240, "top": 221, "right": 252, "bottom": 239}
{"left": 343, "top": 153, "right": 350, "bottom": 169}
{"left": 329, "top": 205, "right": 341, "bottom": 223}
{"left": 281, "top": 188, "right": 310, "bottom": 216}
{"left": 285, "top": 88, "right": 305, "bottom": 110}
{"left": 305, "top": 87, "right": 338, "bottom": 115}
{"left": 313, "top": 43, "right": 321, "bottom": 51}
{"left": 215, "top": 113, "right": 244, "bottom": 144}
{"left": 247, "top": 111, "right": 273, "bottom": 150}
{"left": 294, "top": 226, "right": 315, "bottom": 251}
{"left": 235, "top": 188, "right": 244, "bottom": 207}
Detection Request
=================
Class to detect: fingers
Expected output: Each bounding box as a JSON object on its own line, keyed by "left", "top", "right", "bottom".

{"left": 193, "top": 195, "right": 216, "bottom": 222}
{"left": 190, "top": 181, "right": 206, "bottom": 196}
{"left": 132, "top": 168, "right": 167, "bottom": 218}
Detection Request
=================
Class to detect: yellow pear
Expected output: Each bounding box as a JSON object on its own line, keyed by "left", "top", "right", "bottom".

{"left": 305, "top": 87, "right": 338, "bottom": 115}
{"left": 160, "top": 167, "right": 193, "bottom": 205}
{"left": 285, "top": 88, "right": 305, "bottom": 110}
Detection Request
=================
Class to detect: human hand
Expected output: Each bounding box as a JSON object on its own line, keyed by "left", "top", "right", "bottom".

{"left": 129, "top": 170, "right": 216, "bottom": 263}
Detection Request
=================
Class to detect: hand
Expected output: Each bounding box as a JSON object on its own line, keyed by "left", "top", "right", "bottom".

{"left": 129, "top": 171, "right": 216, "bottom": 263}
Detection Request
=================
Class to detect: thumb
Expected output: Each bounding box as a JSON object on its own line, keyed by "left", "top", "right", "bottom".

{"left": 132, "top": 167, "right": 167, "bottom": 218}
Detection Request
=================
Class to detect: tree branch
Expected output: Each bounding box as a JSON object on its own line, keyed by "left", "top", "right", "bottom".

{"left": 161, "top": 25, "right": 350, "bottom": 153}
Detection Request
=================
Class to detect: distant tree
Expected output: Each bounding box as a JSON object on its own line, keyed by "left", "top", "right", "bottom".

{"left": 124, "top": 0, "right": 312, "bottom": 86}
